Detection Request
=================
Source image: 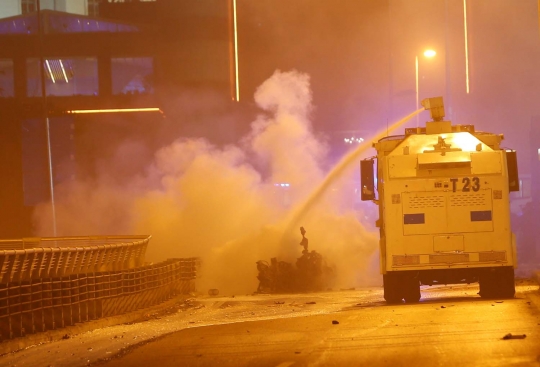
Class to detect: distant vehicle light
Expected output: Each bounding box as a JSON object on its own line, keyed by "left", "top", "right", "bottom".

{"left": 344, "top": 137, "right": 365, "bottom": 144}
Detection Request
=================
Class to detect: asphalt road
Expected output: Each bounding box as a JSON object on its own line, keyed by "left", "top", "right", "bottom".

{"left": 100, "top": 282, "right": 540, "bottom": 367}
{"left": 2, "top": 281, "right": 539, "bottom": 367}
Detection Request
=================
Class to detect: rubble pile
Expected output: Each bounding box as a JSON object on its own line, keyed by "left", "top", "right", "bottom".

{"left": 255, "top": 227, "right": 335, "bottom": 293}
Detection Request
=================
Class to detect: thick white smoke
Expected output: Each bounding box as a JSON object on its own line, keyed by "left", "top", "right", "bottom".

{"left": 34, "top": 70, "right": 379, "bottom": 294}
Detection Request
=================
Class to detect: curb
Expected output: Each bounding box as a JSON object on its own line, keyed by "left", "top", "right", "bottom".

{"left": 0, "top": 294, "right": 191, "bottom": 356}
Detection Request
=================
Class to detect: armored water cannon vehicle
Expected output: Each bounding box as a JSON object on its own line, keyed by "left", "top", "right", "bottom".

{"left": 361, "top": 97, "right": 520, "bottom": 303}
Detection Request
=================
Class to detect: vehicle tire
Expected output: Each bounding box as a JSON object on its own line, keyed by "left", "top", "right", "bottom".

{"left": 479, "top": 270, "right": 496, "bottom": 298}
{"left": 383, "top": 273, "right": 403, "bottom": 304}
{"left": 479, "top": 267, "right": 515, "bottom": 299}
{"left": 403, "top": 277, "right": 421, "bottom": 303}
{"left": 496, "top": 267, "right": 516, "bottom": 298}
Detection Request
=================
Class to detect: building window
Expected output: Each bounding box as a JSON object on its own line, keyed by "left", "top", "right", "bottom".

{"left": 0, "top": 59, "right": 14, "bottom": 97}
{"left": 88, "top": 0, "right": 100, "bottom": 16}
{"left": 112, "top": 57, "right": 154, "bottom": 95}
{"left": 26, "top": 57, "right": 98, "bottom": 97}
{"left": 21, "top": 0, "right": 37, "bottom": 14}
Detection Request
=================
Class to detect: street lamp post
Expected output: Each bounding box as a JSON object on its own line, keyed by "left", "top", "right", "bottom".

{"left": 415, "top": 49, "right": 436, "bottom": 127}
{"left": 37, "top": 0, "right": 57, "bottom": 236}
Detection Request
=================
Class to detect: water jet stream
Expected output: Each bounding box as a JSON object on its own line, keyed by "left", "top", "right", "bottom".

{"left": 283, "top": 108, "right": 425, "bottom": 240}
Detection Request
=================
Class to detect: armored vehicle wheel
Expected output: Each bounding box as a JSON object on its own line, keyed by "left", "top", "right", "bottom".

{"left": 403, "top": 277, "right": 421, "bottom": 303}
{"left": 479, "top": 267, "right": 515, "bottom": 299}
{"left": 498, "top": 267, "right": 516, "bottom": 298}
{"left": 383, "top": 273, "right": 403, "bottom": 304}
{"left": 479, "top": 279, "right": 494, "bottom": 298}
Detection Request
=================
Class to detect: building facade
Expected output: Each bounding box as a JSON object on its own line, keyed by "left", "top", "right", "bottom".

{"left": 0, "top": 0, "right": 237, "bottom": 238}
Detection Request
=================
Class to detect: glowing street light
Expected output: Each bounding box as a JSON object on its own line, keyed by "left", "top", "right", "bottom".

{"left": 415, "top": 49, "right": 437, "bottom": 127}
{"left": 424, "top": 49, "right": 437, "bottom": 58}
{"left": 463, "top": 0, "right": 470, "bottom": 94}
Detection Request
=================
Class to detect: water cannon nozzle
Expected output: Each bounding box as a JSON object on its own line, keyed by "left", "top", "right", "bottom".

{"left": 421, "top": 96, "right": 445, "bottom": 121}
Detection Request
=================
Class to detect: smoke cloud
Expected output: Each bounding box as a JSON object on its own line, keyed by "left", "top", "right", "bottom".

{"left": 34, "top": 70, "right": 379, "bottom": 294}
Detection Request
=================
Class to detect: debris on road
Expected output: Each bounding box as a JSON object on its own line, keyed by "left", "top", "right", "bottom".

{"left": 208, "top": 289, "right": 219, "bottom": 296}
{"left": 332, "top": 320, "right": 339, "bottom": 325}
{"left": 305, "top": 301, "right": 316, "bottom": 304}
{"left": 255, "top": 227, "right": 335, "bottom": 294}
{"left": 502, "top": 333, "right": 527, "bottom": 340}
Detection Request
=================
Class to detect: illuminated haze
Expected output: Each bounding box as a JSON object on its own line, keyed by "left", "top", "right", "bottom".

{"left": 34, "top": 70, "right": 379, "bottom": 294}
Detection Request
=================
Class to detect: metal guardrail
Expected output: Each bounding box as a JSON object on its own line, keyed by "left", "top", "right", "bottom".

{"left": 0, "top": 235, "right": 151, "bottom": 250}
{"left": 0, "top": 258, "right": 198, "bottom": 340}
{"left": 0, "top": 236, "right": 150, "bottom": 284}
